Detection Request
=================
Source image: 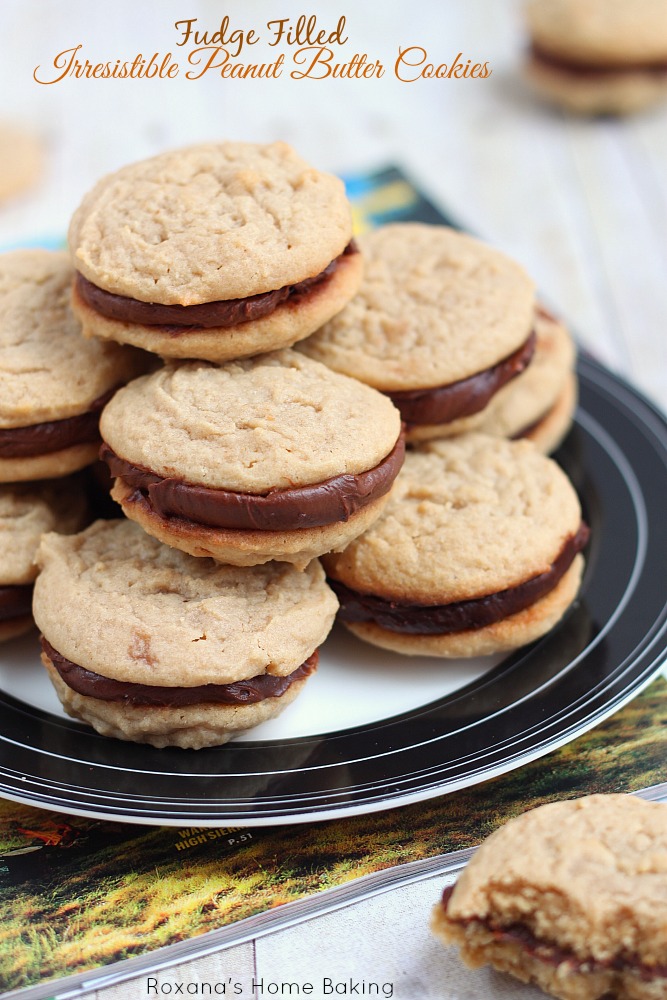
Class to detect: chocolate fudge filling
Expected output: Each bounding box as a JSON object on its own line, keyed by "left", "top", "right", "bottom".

{"left": 0, "top": 389, "right": 116, "bottom": 459}
{"left": 42, "top": 637, "right": 318, "bottom": 707}
{"left": 440, "top": 885, "right": 667, "bottom": 982}
{"left": 100, "top": 431, "right": 405, "bottom": 532}
{"left": 75, "top": 242, "right": 358, "bottom": 332}
{"left": 531, "top": 43, "right": 667, "bottom": 77}
{"left": 330, "top": 522, "right": 589, "bottom": 635}
{"left": 387, "top": 331, "right": 536, "bottom": 427}
{"left": 0, "top": 584, "right": 33, "bottom": 622}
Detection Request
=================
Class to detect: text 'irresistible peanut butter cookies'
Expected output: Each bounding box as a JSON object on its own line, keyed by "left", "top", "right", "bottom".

{"left": 100, "top": 349, "right": 404, "bottom": 568}
{"left": 0, "top": 249, "right": 148, "bottom": 482}
{"left": 33, "top": 519, "right": 339, "bottom": 749}
{"left": 431, "top": 794, "right": 667, "bottom": 1000}
{"left": 0, "top": 478, "right": 88, "bottom": 641}
{"left": 69, "top": 141, "right": 363, "bottom": 362}
{"left": 299, "top": 222, "right": 536, "bottom": 442}
{"left": 324, "top": 434, "right": 588, "bottom": 657}
{"left": 524, "top": 0, "right": 667, "bottom": 115}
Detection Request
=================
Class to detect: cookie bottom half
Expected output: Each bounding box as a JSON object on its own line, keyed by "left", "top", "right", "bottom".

{"left": 43, "top": 659, "right": 311, "bottom": 750}
{"left": 431, "top": 901, "right": 666, "bottom": 1000}
{"left": 111, "top": 477, "right": 394, "bottom": 570}
{"left": 341, "top": 556, "right": 584, "bottom": 658}
{"left": 525, "top": 59, "right": 667, "bottom": 115}
{"left": 513, "top": 371, "right": 577, "bottom": 456}
{"left": 0, "top": 442, "right": 100, "bottom": 483}
{"left": 72, "top": 251, "right": 363, "bottom": 363}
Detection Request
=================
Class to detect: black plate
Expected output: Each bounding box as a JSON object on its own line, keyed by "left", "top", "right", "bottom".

{"left": 0, "top": 354, "right": 666, "bottom": 825}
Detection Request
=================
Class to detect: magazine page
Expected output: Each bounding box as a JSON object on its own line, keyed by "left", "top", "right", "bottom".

{"left": 2, "top": 675, "right": 666, "bottom": 999}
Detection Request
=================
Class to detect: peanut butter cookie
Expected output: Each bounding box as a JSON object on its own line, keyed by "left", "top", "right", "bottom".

{"left": 34, "top": 519, "right": 338, "bottom": 748}
{"left": 525, "top": 0, "right": 667, "bottom": 115}
{"left": 431, "top": 793, "right": 667, "bottom": 999}
{"left": 99, "top": 350, "right": 404, "bottom": 568}
{"left": 324, "top": 434, "right": 588, "bottom": 657}
{"left": 299, "top": 223, "right": 536, "bottom": 442}
{"left": 69, "top": 141, "right": 362, "bottom": 362}
{"left": 0, "top": 249, "right": 147, "bottom": 482}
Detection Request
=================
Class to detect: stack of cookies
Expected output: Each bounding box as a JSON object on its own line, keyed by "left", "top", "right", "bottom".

{"left": 0, "top": 248, "right": 147, "bottom": 641}
{"left": 10, "top": 139, "right": 587, "bottom": 750}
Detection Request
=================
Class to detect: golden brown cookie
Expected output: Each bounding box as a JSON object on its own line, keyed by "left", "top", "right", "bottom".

{"left": 431, "top": 793, "right": 667, "bottom": 1000}
{"left": 0, "top": 478, "right": 89, "bottom": 641}
{"left": 0, "top": 249, "right": 148, "bottom": 482}
{"left": 69, "top": 141, "right": 362, "bottom": 362}
{"left": 323, "top": 434, "right": 588, "bottom": 657}
{"left": 99, "top": 350, "right": 404, "bottom": 568}
{"left": 33, "top": 520, "right": 338, "bottom": 748}
{"left": 524, "top": 0, "right": 667, "bottom": 115}
{"left": 298, "top": 223, "right": 536, "bottom": 441}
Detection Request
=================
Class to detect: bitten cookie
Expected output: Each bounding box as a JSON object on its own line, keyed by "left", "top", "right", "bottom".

{"left": 99, "top": 350, "right": 404, "bottom": 568}
{"left": 69, "top": 141, "right": 363, "bottom": 362}
{"left": 524, "top": 0, "right": 667, "bottom": 115}
{"left": 477, "top": 306, "right": 577, "bottom": 454}
{"left": 298, "top": 223, "right": 536, "bottom": 442}
{"left": 0, "top": 250, "right": 147, "bottom": 482}
{"left": 323, "top": 434, "right": 588, "bottom": 657}
{"left": 0, "top": 479, "right": 88, "bottom": 641}
{"left": 33, "top": 519, "right": 338, "bottom": 749}
{"left": 431, "top": 794, "right": 667, "bottom": 1000}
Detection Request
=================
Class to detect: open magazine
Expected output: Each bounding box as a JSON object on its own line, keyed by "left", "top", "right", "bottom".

{"left": 1, "top": 168, "right": 666, "bottom": 999}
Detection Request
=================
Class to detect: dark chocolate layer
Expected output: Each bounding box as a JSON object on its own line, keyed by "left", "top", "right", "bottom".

{"left": 441, "top": 884, "right": 667, "bottom": 981}
{"left": 531, "top": 43, "right": 667, "bottom": 76}
{"left": 330, "top": 522, "right": 589, "bottom": 635}
{"left": 0, "top": 584, "right": 34, "bottom": 622}
{"left": 387, "top": 332, "right": 536, "bottom": 427}
{"left": 75, "top": 242, "right": 358, "bottom": 331}
{"left": 42, "top": 637, "right": 318, "bottom": 707}
{"left": 0, "top": 389, "right": 116, "bottom": 459}
{"left": 100, "top": 431, "right": 405, "bottom": 532}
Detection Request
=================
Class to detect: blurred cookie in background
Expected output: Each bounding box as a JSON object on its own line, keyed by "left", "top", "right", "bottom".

{"left": 0, "top": 123, "right": 43, "bottom": 203}
{"left": 524, "top": 0, "right": 667, "bottom": 114}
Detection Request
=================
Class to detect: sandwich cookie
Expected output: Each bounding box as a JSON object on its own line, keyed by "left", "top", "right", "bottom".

{"left": 0, "top": 250, "right": 147, "bottom": 482}
{"left": 69, "top": 141, "right": 362, "bottom": 362}
{"left": 477, "top": 306, "right": 577, "bottom": 454}
{"left": 298, "top": 223, "right": 536, "bottom": 443}
{"left": 431, "top": 794, "right": 667, "bottom": 1000}
{"left": 323, "top": 434, "right": 588, "bottom": 657}
{"left": 525, "top": 0, "right": 667, "bottom": 115}
{"left": 33, "top": 519, "right": 338, "bottom": 749}
{"left": 0, "top": 479, "right": 88, "bottom": 641}
{"left": 99, "top": 350, "right": 404, "bottom": 569}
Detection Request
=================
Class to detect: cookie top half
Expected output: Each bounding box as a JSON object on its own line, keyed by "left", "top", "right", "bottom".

{"left": 0, "top": 249, "right": 145, "bottom": 427}
{"left": 34, "top": 519, "right": 338, "bottom": 685}
{"left": 299, "top": 223, "right": 535, "bottom": 391}
{"left": 68, "top": 141, "right": 353, "bottom": 305}
{"left": 324, "top": 434, "right": 582, "bottom": 604}
{"left": 100, "top": 350, "right": 402, "bottom": 493}
{"left": 447, "top": 793, "right": 667, "bottom": 965}
{"left": 525, "top": 0, "right": 667, "bottom": 64}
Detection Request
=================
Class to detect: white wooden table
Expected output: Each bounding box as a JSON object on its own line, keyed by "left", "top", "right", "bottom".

{"left": 2, "top": 2, "right": 666, "bottom": 997}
